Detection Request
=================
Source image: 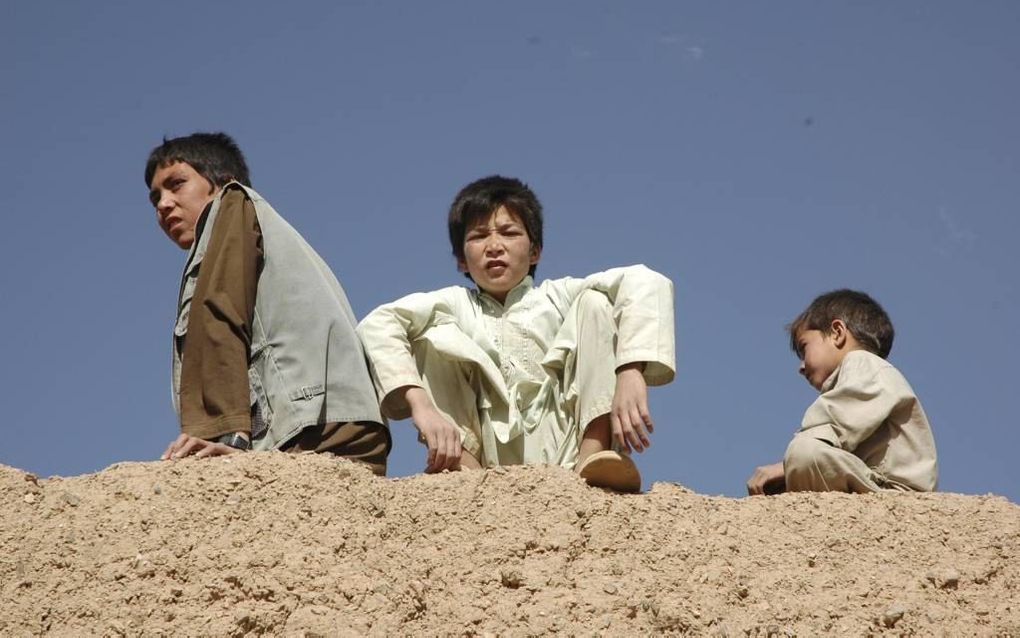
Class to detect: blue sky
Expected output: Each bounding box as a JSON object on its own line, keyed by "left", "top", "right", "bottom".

{"left": 2, "top": 1, "right": 1017, "bottom": 501}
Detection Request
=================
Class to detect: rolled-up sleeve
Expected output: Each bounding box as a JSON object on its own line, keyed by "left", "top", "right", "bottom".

{"left": 178, "top": 187, "right": 263, "bottom": 440}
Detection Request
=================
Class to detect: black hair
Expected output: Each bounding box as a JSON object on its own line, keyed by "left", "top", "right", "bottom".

{"left": 144, "top": 132, "right": 251, "bottom": 189}
{"left": 447, "top": 175, "right": 543, "bottom": 279}
{"left": 788, "top": 289, "right": 895, "bottom": 359}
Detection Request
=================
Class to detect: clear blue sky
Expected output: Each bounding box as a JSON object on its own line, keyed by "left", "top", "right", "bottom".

{"left": 2, "top": 1, "right": 1017, "bottom": 501}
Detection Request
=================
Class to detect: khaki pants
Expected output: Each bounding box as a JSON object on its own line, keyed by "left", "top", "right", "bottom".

{"left": 412, "top": 290, "right": 617, "bottom": 466}
{"left": 282, "top": 421, "right": 391, "bottom": 476}
{"left": 784, "top": 434, "right": 897, "bottom": 493}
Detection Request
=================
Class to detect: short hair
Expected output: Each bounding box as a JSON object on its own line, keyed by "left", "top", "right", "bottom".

{"left": 144, "top": 132, "right": 251, "bottom": 190}
{"left": 788, "top": 289, "right": 895, "bottom": 359}
{"left": 447, "top": 175, "right": 544, "bottom": 279}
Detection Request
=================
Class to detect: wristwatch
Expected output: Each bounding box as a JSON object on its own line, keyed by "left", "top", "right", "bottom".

{"left": 215, "top": 432, "right": 251, "bottom": 450}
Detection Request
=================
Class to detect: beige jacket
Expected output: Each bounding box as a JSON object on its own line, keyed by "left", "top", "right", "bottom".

{"left": 797, "top": 350, "right": 938, "bottom": 491}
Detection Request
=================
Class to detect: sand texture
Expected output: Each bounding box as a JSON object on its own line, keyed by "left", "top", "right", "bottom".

{"left": 1, "top": 453, "right": 1017, "bottom": 636}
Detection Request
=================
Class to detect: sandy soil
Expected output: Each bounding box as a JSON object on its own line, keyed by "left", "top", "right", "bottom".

{"left": 1, "top": 453, "right": 1017, "bottom": 636}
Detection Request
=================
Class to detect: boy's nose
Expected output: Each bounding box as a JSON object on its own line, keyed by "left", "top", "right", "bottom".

{"left": 156, "top": 193, "right": 174, "bottom": 215}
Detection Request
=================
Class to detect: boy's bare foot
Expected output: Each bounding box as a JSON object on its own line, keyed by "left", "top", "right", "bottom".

{"left": 577, "top": 450, "right": 641, "bottom": 493}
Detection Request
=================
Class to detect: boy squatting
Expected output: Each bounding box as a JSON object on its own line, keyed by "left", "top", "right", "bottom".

{"left": 146, "top": 132, "right": 390, "bottom": 473}
{"left": 357, "top": 176, "right": 676, "bottom": 492}
{"left": 746, "top": 290, "right": 938, "bottom": 495}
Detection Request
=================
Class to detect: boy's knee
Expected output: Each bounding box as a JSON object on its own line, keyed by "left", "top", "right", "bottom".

{"left": 575, "top": 289, "right": 613, "bottom": 321}
{"left": 783, "top": 434, "right": 833, "bottom": 475}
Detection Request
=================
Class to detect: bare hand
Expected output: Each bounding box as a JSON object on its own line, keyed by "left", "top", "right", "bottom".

{"left": 160, "top": 433, "right": 241, "bottom": 460}
{"left": 405, "top": 387, "right": 462, "bottom": 473}
{"left": 746, "top": 462, "right": 786, "bottom": 495}
{"left": 610, "top": 364, "right": 653, "bottom": 453}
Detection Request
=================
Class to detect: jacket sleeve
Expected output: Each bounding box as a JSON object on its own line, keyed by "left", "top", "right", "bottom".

{"left": 799, "top": 364, "right": 914, "bottom": 452}
{"left": 356, "top": 287, "right": 463, "bottom": 418}
{"left": 544, "top": 264, "right": 676, "bottom": 386}
{"left": 177, "top": 187, "right": 263, "bottom": 440}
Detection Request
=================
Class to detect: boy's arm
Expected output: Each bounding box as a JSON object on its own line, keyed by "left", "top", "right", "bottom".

{"left": 800, "top": 364, "right": 914, "bottom": 452}
{"left": 551, "top": 264, "right": 676, "bottom": 386}
{"left": 164, "top": 187, "right": 261, "bottom": 459}
{"left": 548, "top": 265, "right": 675, "bottom": 452}
{"left": 357, "top": 291, "right": 464, "bottom": 472}
{"left": 356, "top": 289, "right": 458, "bottom": 419}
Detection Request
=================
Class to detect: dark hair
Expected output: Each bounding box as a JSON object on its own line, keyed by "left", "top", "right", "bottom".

{"left": 144, "top": 132, "right": 251, "bottom": 189}
{"left": 447, "top": 175, "right": 544, "bottom": 279}
{"left": 788, "top": 289, "right": 895, "bottom": 358}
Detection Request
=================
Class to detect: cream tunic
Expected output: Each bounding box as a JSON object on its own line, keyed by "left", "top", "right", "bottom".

{"left": 357, "top": 265, "right": 675, "bottom": 467}
{"left": 787, "top": 350, "right": 938, "bottom": 492}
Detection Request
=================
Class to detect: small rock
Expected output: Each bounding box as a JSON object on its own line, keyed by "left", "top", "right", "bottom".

{"left": 881, "top": 604, "right": 906, "bottom": 628}
{"left": 926, "top": 568, "right": 960, "bottom": 590}
{"left": 62, "top": 492, "right": 81, "bottom": 507}
{"left": 226, "top": 494, "right": 241, "bottom": 506}
{"left": 23, "top": 493, "right": 37, "bottom": 504}
{"left": 500, "top": 569, "right": 523, "bottom": 589}
{"left": 603, "top": 583, "right": 617, "bottom": 595}
{"left": 153, "top": 484, "right": 162, "bottom": 495}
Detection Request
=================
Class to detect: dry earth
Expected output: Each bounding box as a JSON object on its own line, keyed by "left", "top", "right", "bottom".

{"left": 1, "top": 453, "right": 1017, "bottom": 636}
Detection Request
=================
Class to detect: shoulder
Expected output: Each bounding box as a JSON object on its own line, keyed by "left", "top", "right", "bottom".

{"left": 838, "top": 350, "right": 912, "bottom": 391}
{"left": 382, "top": 284, "right": 473, "bottom": 309}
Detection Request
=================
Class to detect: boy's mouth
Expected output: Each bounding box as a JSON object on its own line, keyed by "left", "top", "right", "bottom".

{"left": 485, "top": 260, "right": 508, "bottom": 272}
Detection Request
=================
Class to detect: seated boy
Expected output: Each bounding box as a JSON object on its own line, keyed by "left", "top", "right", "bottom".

{"left": 746, "top": 289, "right": 937, "bottom": 495}
{"left": 145, "top": 132, "right": 389, "bottom": 474}
{"left": 357, "top": 175, "right": 675, "bottom": 492}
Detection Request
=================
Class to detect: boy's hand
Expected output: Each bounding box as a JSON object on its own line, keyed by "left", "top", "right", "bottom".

{"left": 160, "top": 433, "right": 242, "bottom": 460}
{"left": 404, "top": 387, "right": 463, "bottom": 473}
{"left": 611, "top": 363, "right": 653, "bottom": 453}
{"left": 746, "top": 462, "right": 786, "bottom": 495}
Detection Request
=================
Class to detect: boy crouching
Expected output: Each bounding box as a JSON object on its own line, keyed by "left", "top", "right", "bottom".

{"left": 747, "top": 290, "right": 937, "bottom": 494}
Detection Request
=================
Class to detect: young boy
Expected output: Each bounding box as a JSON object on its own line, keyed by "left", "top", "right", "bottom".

{"left": 746, "top": 289, "right": 937, "bottom": 495}
{"left": 145, "top": 132, "right": 389, "bottom": 474}
{"left": 357, "top": 176, "right": 675, "bottom": 492}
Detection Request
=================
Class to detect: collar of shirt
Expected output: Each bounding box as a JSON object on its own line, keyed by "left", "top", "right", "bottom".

{"left": 475, "top": 276, "right": 535, "bottom": 311}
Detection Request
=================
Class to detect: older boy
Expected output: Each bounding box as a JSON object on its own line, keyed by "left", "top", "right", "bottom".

{"left": 357, "top": 176, "right": 675, "bottom": 492}
{"left": 746, "top": 290, "right": 937, "bottom": 495}
{"left": 146, "top": 132, "right": 389, "bottom": 473}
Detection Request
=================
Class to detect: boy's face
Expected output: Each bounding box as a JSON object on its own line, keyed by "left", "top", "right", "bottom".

{"left": 458, "top": 205, "right": 540, "bottom": 304}
{"left": 794, "top": 328, "right": 846, "bottom": 391}
{"left": 148, "top": 161, "right": 219, "bottom": 250}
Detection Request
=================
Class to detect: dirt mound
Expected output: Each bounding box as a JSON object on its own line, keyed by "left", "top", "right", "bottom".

{"left": 1, "top": 454, "right": 1017, "bottom": 636}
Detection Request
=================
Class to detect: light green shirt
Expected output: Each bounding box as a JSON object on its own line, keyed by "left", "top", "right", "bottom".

{"left": 357, "top": 265, "right": 675, "bottom": 464}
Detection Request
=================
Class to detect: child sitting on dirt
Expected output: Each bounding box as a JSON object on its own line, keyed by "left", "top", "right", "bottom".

{"left": 145, "top": 132, "right": 389, "bottom": 473}
{"left": 746, "top": 289, "right": 937, "bottom": 495}
{"left": 356, "top": 175, "right": 675, "bottom": 492}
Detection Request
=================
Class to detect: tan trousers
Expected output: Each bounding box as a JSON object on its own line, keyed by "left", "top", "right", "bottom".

{"left": 784, "top": 434, "right": 899, "bottom": 493}
{"left": 282, "top": 421, "right": 391, "bottom": 476}
{"left": 412, "top": 290, "right": 617, "bottom": 466}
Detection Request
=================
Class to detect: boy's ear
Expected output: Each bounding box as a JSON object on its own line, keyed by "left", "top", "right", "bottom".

{"left": 457, "top": 257, "right": 468, "bottom": 273}
{"left": 529, "top": 244, "right": 541, "bottom": 265}
{"left": 830, "top": 319, "right": 848, "bottom": 348}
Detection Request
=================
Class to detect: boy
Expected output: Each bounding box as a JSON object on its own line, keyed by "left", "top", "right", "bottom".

{"left": 746, "top": 289, "right": 937, "bottom": 495}
{"left": 145, "top": 132, "right": 389, "bottom": 474}
{"left": 357, "top": 176, "right": 675, "bottom": 492}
